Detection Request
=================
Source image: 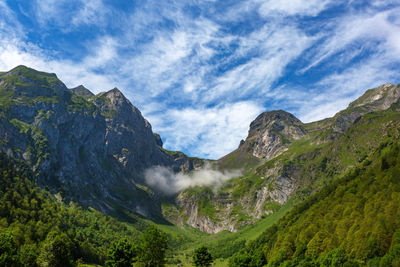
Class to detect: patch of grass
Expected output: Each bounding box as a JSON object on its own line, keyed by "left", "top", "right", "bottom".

{"left": 68, "top": 94, "right": 96, "bottom": 113}
{"left": 10, "top": 118, "right": 31, "bottom": 134}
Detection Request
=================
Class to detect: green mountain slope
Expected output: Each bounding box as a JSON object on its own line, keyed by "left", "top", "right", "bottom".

{"left": 229, "top": 139, "right": 400, "bottom": 266}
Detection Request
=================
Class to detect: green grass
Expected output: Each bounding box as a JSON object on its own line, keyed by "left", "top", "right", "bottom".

{"left": 67, "top": 94, "right": 96, "bottom": 113}
{"left": 10, "top": 118, "right": 31, "bottom": 134}
{"left": 0, "top": 86, "right": 14, "bottom": 111}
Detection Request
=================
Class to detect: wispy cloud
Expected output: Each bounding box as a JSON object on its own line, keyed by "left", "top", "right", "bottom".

{"left": 33, "top": 0, "right": 109, "bottom": 30}
{"left": 302, "top": 8, "right": 400, "bottom": 73}
{"left": 145, "top": 164, "right": 242, "bottom": 195}
{"left": 148, "top": 101, "right": 264, "bottom": 159}
{"left": 204, "top": 25, "right": 315, "bottom": 102}
{"left": 257, "top": 0, "right": 333, "bottom": 17}
{"left": 0, "top": 1, "right": 400, "bottom": 159}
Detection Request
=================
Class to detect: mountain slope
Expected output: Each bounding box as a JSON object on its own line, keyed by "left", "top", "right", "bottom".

{"left": 230, "top": 139, "right": 400, "bottom": 266}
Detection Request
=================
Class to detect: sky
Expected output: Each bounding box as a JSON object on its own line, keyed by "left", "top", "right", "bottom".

{"left": 0, "top": 0, "right": 400, "bottom": 159}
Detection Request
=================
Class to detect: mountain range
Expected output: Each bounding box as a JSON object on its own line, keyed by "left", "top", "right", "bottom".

{"left": 0, "top": 65, "right": 399, "bottom": 266}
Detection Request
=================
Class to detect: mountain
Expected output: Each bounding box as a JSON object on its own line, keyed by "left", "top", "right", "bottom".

{"left": 172, "top": 83, "right": 400, "bottom": 233}
{"left": 1, "top": 65, "right": 400, "bottom": 266}
{"left": 218, "top": 110, "right": 306, "bottom": 169}
{"left": 0, "top": 65, "right": 201, "bottom": 219}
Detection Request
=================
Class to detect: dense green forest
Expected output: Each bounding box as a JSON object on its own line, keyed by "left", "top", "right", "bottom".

{"left": 0, "top": 152, "right": 172, "bottom": 266}
{"left": 229, "top": 141, "right": 400, "bottom": 266}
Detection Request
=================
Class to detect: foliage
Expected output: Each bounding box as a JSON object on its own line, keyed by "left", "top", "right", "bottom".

{"left": 229, "top": 141, "right": 400, "bottom": 266}
{"left": 37, "top": 231, "right": 73, "bottom": 267}
{"left": 105, "top": 239, "right": 137, "bottom": 267}
{"left": 67, "top": 94, "right": 96, "bottom": 113}
{"left": 192, "top": 246, "right": 213, "bottom": 267}
{"left": 0, "top": 231, "right": 18, "bottom": 266}
{"left": 137, "top": 225, "right": 168, "bottom": 266}
{"left": 105, "top": 226, "right": 168, "bottom": 267}
{"left": 0, "top": 152, "right": 141, "bottom": 265}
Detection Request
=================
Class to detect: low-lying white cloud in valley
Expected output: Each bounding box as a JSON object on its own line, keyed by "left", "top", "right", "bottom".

{"left": 144, "top": 164, "right": 242, "bottom": 195}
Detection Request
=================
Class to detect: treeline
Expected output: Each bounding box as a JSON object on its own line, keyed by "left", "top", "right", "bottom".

{"left": 0, "top": 152, "right": 168, "bottom": 266}
{"left": 229, "top": 141, "right": 400, "bottom": 266}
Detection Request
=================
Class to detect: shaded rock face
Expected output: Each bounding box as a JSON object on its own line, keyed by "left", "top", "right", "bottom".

{"left": 0, "top": 66, "right": 198, "bottom": 219}
{"left": 245, "top": 110, "right": 306, "bottom": 160}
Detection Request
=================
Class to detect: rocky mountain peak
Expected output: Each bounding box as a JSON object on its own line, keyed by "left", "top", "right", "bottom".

{"left": 69, "top": 85, "right": 94, "bottom": 97}
{"left": 248, "top": 110, "right": 304, "bottom": 138}
{"left": 242, "top": 110, "right": 306, "bottom": 160}
{"left": 0, "top": 66, "right": 195, "bottom": 220}
{"left": 348, "top": 83, "right": 400, "bottom": 110}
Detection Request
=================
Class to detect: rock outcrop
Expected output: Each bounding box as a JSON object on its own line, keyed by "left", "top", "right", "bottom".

{"left": 246, "top": 110, "right": 306, "bottom": 159}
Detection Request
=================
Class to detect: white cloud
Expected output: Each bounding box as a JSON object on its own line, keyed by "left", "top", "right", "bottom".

{"left": 302, "top": 8, "right": 400, "bottom": 72}
{"left": 120, "top": 17, "right": 224, "bottom": 98}
{"left": 145, "top": 164, "right": 242, "bottom": 195}
{"left": 148, "top": 101, "right": 264, "bottom": 159}
{"left": 257, "top": 0, "right": 332, "bottom": 17}
{"left": 204, "top": 25, "right": 315, "bottom": 102}
{"left": 34, "top": 0, "right": 108, "bottom": 30}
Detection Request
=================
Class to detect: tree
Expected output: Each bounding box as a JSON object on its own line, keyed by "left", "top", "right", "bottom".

{"left": 137, "top": 226, "right": 168, "bottom": 267}
{"left": 0, "top": 231, "right": 18, "bottom": 267}
{"left": 105, "top": 239, "right": 137, "bottom": 267}
{"left": 193, "top": 246, "right": 213, "bottom": 267}
{"left": 37, "top": 231, "right": 73, "bottom": 267}
{"left": 18, "top": 244, "right": 39, "bottom": 267}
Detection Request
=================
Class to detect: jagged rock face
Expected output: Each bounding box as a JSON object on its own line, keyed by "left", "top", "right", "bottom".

{"left": 0, "top": 65, "right": 196, "bottom": 219}
{"left": 245, "top": 110, "right": 306, "bottom": 160}
{"left": 93, "top": 88, "right": 173, "bottom": 181}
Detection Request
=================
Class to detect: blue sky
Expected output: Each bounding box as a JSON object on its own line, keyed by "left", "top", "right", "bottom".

{"left": 0, "top": 0, "right": 400, "bottom": 159}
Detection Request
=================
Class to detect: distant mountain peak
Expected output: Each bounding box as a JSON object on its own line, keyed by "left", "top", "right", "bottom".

{"left": 107, "top": 87, "right": 124, "bottom": 95}
{"left": 348, "top": 83, "right": 400, "bottom": 110}
{"left": 69, "top": 85, "right": 94, "bottom": 97}
{"left": 249, "top": 110, "right": 303, "bottom": 138}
